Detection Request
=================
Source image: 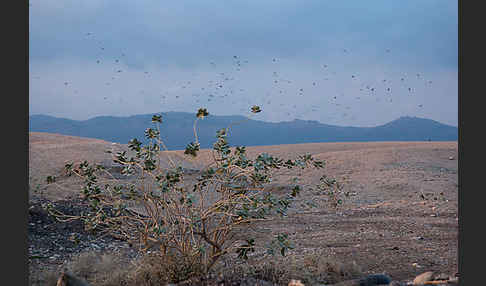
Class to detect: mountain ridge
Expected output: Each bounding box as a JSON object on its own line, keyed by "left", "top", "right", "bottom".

{"left": 29, "top": 112, "right": 458, "bottom": 150}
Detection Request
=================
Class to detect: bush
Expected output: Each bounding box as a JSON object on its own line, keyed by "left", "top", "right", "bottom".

{"left": 46, "top": 106, "right": 346, "bottom": 282}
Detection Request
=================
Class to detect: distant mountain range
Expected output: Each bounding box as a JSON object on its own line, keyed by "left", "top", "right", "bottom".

{"left": 29, "top": 112, "right": 458, "bottom": 150}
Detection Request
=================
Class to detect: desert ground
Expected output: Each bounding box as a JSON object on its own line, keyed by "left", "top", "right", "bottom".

{"left": 28, "top": 132, "right": 458, "bottom": 285}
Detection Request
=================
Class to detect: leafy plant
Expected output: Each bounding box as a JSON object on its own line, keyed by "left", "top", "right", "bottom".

{"left": 46, "top": 106, "right": 342, "bottom": 281}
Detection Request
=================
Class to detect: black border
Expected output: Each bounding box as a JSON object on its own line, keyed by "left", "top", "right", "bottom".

{"left": 5, "top": 0, "right": 28, "bottom": 284}
{"left": 458, "top": 0, "right": 477, "bottom": 285}
{"left": 457, "top": 0, "right": 463, "bottom": 282}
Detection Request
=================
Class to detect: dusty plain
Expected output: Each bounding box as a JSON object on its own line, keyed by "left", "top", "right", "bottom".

{"left": 28, "top": 132, "right": 458, "bottom": 283}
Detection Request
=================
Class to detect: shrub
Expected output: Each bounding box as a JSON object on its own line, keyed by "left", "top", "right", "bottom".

{"left": 46, "top": 106, "right": 346, "bottom": 282}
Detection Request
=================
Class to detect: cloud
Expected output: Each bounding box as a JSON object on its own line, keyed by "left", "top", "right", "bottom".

{"left": 30, "top": 1, "right": 457, "bottom": 66}
{"left": 29, "top": 1, "right": 458, "bottom": 127}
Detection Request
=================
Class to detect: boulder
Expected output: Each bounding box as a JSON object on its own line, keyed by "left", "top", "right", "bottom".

{"left": 412, "top": 271, "right": 434, "bottom": 285}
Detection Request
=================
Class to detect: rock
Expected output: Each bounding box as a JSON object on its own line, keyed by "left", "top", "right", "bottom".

{"left": 56, "top": 271, "right": 93, "bottom": 286}
{"left": 358, "top": 274, "right": 392, "bottom": 286}
{"left": 413, "top": 271, "right": 434, "bottom": 285}
{"left": 288, "top": 279, "right": 305, "bottom": 286}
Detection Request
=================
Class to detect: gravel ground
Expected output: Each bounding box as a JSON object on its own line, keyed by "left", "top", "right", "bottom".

{"left": 28, "top": 133, "right": 458, "bottom": 285}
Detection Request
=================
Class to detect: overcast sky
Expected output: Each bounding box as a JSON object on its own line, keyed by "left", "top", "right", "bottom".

{"left": 29, "top": 0, "right": 458, "bottom": 127}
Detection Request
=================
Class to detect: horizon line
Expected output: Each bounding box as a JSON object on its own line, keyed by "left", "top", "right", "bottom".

{"left": 29, "top": 112, "right": 458, "bottom": 129}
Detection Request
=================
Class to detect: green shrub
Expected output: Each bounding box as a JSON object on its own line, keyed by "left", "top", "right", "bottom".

{"left": 46, "top": 106, "right": 345, "bottom": 282}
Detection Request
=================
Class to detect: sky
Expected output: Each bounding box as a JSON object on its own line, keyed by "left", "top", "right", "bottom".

{"left": 29, "top": 0, "right": 458, "bottom": 127}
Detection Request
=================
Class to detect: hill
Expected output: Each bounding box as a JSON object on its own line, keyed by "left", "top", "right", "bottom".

{"left": 29, "top": 113, "right": 457, "bottom": 150}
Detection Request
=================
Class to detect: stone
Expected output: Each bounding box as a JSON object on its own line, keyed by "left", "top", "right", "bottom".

{"left": 358, "top": 274, "right": 392, "bottom": 286}
{"left": 288, "top": 279, "right": 305, "bottom": 286}
{"left": 412, "top": 271, "right": 434, "bottom": 285}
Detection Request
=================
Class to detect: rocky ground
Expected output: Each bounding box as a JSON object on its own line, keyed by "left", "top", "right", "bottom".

{"left": 28, "top": 133, "right": 459, "bottom": 285}
{"left": 28, "top": 197, "right": 140, "bottom": 263}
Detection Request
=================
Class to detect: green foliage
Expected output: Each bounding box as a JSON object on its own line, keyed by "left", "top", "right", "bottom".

{"left": 46, "top": 106, "right": 344, "bottom": 281}
{"left": 46, "top": 175, "right": 56, "bottom": 184}
{"left": 316, "top": 175, "right": 348, "bottom": 207}
{"left": 251, "top": 105, "right": 262, "bottom": 113}
{"left": 151, "top": 114, "right": 162, "bottom": 123}
{"left": 236, "top": 239, "right": 256, "bottom": 260}
{"left": 184, "top": 142, "right": 200, "bottom": 157}
{"left": 196, "top": 108, "right": 209, "bottom": 118}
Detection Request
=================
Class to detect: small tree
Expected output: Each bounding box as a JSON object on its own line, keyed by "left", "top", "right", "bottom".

{"left": 46, "top": 106, "right": 346, "bottom": 281}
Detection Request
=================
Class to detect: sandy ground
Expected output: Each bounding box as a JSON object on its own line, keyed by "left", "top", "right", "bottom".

{"left": 28, "top": 132, "right": 458, "bottom": 282}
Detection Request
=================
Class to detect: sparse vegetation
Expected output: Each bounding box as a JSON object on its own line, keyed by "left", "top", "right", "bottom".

{"left": 37, "top": 249, "right": 363, "bottom": 286}
{"left": 45, "top": 106, "right": 347, "bottom": 284}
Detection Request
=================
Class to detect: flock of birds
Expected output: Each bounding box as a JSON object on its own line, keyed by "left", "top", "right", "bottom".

{"left": 32, "top": 31, "right": 435, "bottom": 124}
